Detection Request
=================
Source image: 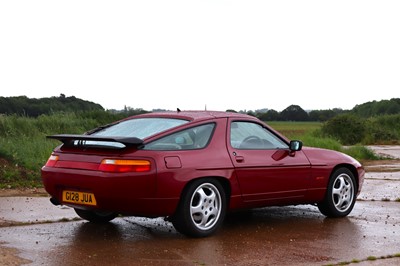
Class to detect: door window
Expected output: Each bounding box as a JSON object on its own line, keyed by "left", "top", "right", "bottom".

{"left": 230, "top": 122, "right": 287, "bottom": 150}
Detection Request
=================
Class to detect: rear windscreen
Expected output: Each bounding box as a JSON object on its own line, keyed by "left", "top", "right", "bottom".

{"left": 93, "top": 118, "right": 188, "bottom": 139}
{"left": 73, "top": 118, "right": 188, "bottom": 149}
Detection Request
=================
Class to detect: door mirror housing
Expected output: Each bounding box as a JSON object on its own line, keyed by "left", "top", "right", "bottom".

{"left": 289, "top": 140, "right": 303, "bottom": 152}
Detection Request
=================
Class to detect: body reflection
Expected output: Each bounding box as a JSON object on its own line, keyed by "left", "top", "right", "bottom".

{"left": 44, "top": 206, "right": 362, "bottom": 265}
{"left": 46, "top": 206, "right": 363, "bottom": 266}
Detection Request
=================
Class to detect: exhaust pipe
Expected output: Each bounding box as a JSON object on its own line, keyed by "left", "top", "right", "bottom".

{"left": 50, "top": 197, "right": 61, "bottom": 206}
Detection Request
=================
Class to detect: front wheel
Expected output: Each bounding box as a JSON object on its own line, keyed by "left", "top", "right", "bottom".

{"left": 171, "top": 179, "right": 227, "bottom": 237}
{"left": 74, "top": 209, "right": 117, "bottom": 223}
{"left": 317, "top": 168, "right": 357, "bottom": 217}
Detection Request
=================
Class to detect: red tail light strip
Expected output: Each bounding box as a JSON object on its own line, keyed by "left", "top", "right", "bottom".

{"left": 45, "top": 154, "right": 151, "bottom": 172}
{"left": 99, "top": 159, "right": 151, "bottom": 173}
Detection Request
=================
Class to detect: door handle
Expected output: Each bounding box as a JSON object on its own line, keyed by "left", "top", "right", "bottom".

{"left": 235, "top": 156, "right": 244, "bottom": 162}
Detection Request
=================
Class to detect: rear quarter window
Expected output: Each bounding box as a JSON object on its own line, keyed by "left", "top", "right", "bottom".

{"left": 144, "top": 123, "right": 215, "bottom": 150}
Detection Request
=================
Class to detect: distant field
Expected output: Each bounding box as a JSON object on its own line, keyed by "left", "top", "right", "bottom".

{"left": 265, "top": 121, "right": 322, "bottom": 139}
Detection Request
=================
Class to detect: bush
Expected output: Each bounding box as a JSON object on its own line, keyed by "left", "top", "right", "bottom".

{"left": 298, "top": 132, "right": 378, "bottom": 160}
{"left": 321, "top": 114, "right": 366, "bottom": 145}
{"left": 363, "top": 115, "right": 400, "bottom": 144}
{"left": 344, "top": 145, "right": 379, "bottom": 160}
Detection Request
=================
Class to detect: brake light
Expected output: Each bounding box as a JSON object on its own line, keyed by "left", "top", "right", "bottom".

{"left": 45, "top": 155, "right": 59, "bottom": 167}
{"left": 98, "top": 159, "right": 151, "bottom": 173}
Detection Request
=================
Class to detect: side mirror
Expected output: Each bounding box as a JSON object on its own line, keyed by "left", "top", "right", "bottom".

{"left": 289, "top": 140, "right": 303, "bottom": 151}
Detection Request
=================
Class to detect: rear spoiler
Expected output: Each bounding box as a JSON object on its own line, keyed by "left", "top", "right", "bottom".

{"left": 47, "top": 134, "right": 144, "bottom": 148}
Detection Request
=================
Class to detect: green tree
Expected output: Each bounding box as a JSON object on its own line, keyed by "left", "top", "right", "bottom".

{"left": 352, "top": 98, "right": 400, "bottom": 117}
{"left": 309, "top": 108, "right": 347, "bottom": 121}
{"left": 258, "top": 109, "right": 280, "bottom": 121}
{"left": 0, "top": 95, "right": 104, "bottom": 117}
{"left": 280, "top": 105, "right": 309, "bottom": 121}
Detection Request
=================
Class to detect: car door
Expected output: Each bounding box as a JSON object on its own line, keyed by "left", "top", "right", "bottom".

{"left": 228, "top": 120, "right": 311, "bottom": 205}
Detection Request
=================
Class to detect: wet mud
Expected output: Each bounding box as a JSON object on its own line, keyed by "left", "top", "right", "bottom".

{"left": 0, "top": 146, "right": 399, "bottom": 266}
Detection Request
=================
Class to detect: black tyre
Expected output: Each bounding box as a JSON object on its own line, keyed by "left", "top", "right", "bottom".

{"left": 171, "top": 178, "right": 227, "bottom": 237}
{"left": 317, "top": 168, "right": 357, "bottom": 217}
{"left": 74, "top": 209, "right": 117, "bottom": 223}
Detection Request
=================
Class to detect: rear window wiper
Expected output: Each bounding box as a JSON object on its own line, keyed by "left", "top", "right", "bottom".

{"left": 84, "top": 122, "right": 120, "bottom": 135}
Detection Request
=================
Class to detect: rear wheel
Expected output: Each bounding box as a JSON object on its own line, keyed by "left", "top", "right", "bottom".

{"left": 74, "top": 209, "right": 117, "bottom": 223}
{"left": 171, "top": 178, "right": 227, "bottom": 237}
{"left": 317, "top": 168, "right": 357, "bottom": 217}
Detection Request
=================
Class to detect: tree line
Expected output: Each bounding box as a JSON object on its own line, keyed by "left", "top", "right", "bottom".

{"left": 1, "top": 95, "right": 400, "bottom": 121}
{"left": 0, "top": 94, "right": 104, "bottom": 117}
{"left": 235, "top": 98, "right": 400, "bottom": 121}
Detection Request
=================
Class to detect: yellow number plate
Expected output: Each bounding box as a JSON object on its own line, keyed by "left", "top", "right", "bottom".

{"left": 62, "top": 191, "right": 97, "bottom": 206}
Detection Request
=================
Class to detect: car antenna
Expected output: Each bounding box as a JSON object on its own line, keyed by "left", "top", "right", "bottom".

{"left": 177, "top": 108, "right": 181, "bottom": 112}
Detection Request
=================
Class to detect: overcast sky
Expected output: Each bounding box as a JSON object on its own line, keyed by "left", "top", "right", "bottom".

{"left": 1, "top": 1, "right": 399, "bottom": 112}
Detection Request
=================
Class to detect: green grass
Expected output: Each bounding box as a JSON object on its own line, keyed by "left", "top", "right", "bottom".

{"left": 0, "top": 113, "right": 114, "bottom": 188}
{"left": 267, "top": 121, "right": 322, "bottom": 140}
{"left": 0, "top": 117, "right": 385, "bottom": 188}
{"left": 268, "top": 121, "right": 379, "bottom": 161}
{"left": 0, "top": 135, "right": 59, "bottom": 188}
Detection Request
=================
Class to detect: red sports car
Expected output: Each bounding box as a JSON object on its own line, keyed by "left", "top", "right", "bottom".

{"left": 41, "top": 111, "right": 364, "bottom": 237}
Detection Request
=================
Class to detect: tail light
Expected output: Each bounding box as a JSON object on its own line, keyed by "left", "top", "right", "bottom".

{"left": 98, "top": 159, "right": 151, "bottom": 173}
{"left": 45, "top": 155, "right": 59, "bottom": 167}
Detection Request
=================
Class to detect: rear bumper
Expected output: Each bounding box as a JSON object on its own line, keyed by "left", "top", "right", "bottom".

{"left": 41, "top": 166, "right": 179, "bottom": 217}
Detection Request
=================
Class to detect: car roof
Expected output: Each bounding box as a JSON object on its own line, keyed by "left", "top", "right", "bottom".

{"left": 125, "top": 110, "right": 289, "bottom": 144}
{"left": 129, "top": 110, "right": 258, "bottom": 122}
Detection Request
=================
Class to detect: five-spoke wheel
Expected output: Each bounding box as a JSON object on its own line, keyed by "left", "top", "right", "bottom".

{"left": 318, "top": 168, "right": 357, "bottom": 217}
{"left": 171, "top": 178, "right": 226, "bottom": 237}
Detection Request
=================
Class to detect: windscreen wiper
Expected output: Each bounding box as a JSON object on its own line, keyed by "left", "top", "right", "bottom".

{"left": 84, "top": 122, "right": 120, "bottom": 135}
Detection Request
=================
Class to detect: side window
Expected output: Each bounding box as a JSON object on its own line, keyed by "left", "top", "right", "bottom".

{"left": 144, "top": 123, "right": 215, "bottom": 150}
{"left": 230, "top": 121, "right": 287, "bottom": 150}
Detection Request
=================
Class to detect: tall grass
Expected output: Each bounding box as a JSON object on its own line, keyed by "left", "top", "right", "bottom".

{"left": 0, "top": 113, "right": 101, "bottom": 167}
{"left": 0, "top": 114, "right": 385, "bottom": 188}
{"left": 0, "top": 112, "right": 121, "bottom": 188}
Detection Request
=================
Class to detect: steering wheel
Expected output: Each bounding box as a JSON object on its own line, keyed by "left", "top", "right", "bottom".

{"left": 240, "top": 136, "right": 263, "bottom": 149}
{"left": 242, "top": 136, "right": 261, "bottom": 143}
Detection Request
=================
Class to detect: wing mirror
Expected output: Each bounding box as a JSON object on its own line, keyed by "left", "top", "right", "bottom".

{"left": 289, "top": 140, "right": 303, "bottom": 152}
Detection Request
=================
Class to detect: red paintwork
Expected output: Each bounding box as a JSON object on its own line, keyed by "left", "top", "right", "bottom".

{"left": 41, "top": 111, "right": 364, "bottom": 217}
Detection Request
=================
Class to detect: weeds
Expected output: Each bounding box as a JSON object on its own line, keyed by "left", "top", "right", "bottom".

{"left": 0, "top": 112, "right": 122, "bottom": 188}
{"left": 326, "top": 253, "right": 400, "bottom": 265}
{"left": 0, "top": 114, "right": 391, "bottom": 188}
